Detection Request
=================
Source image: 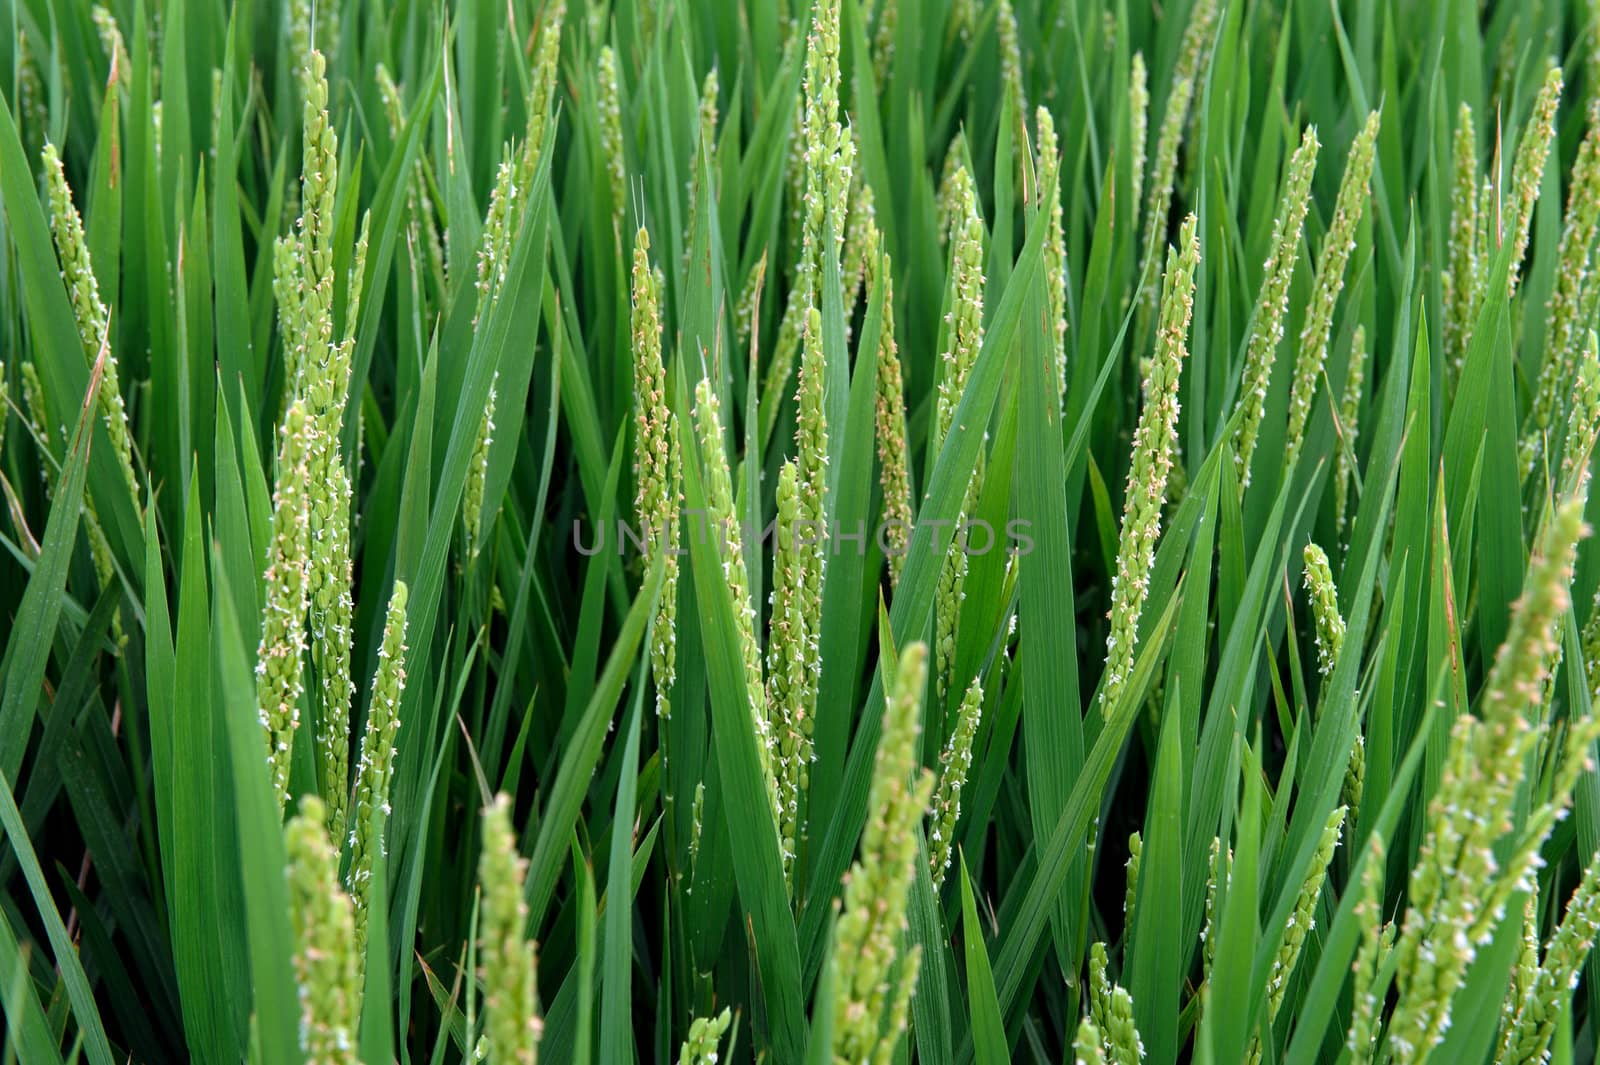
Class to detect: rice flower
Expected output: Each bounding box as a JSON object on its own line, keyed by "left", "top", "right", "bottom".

{"left": 1304, "top": 541, "right": 1363, "bottom": 806}
{"left": 1524, "top": 104, "right": 1600, "bottom": 481}
{"left": 475, "top": 155, "right": 520, "bottom": 323}
{"left": 346, "top": 581, "right": 409, "bottom": 972}
{"left": 1303, "top": 543, "right": 1345, "bottom": 676}
{"left": 793, "top": 305, "right": 829, "bottom": 706}
{"left": 1175, "top": 0, "right": 1219, "bottom": 89}
{"left": 463, "top": 372, "right": 499, "bottom": 558}
{"left": 929, "top": 676, "right": 984, "bottom": 886}
{"left": 42, "top": 142, "right": 140, "bottom": 510}
{"left": 1128, "top": 54, "right": 1148, "bottom": 215}
{"left": 831, "top": 640, "right": 934, "bottom": 1064}
{"left": 871, "top": 240, "right": 914, "bottom": 587}
{"left": 698, "top": 66, "right": 720, "bottom": 146}
{"left": 1262, "top": 806, "right": 1345, "bottom": 1028}
{"left": 936, "top": 132, "right": 969, "bottom": 246}
{"left": 479, "top": 795, "right": 542, "bottom": 1065}
{"left": 1336, "top": 325, "right": 1368, "bottom": 531}
{"left": 760, "top": 294, "right": 803, "bottom": 445}
{"left": 1200, "top": 836, "right": 1231, "bottom": 977}
{"left": 1137, "top": 74, "right": 1194, "bottom": 312}
{"left": 1505, "top": 63, "right": 1563, "bottom": 300}
{"left": 288, "top": 0, "right": 312, "bottom": 73}
{"left": 948, "top": 0, "right": 976, "bottom": 44}
{"left": 934, "top": 165, "right": 987, "bottom": 453}
{"left": 677, "top": 1008, "right": 732, "bottom": 1065}
{"left": 1390, "top": 498, "right": 1587, "bottom": 1062}
{"left": 680, "top": 67, "right": 725, "bottom": 278}
{"left": 998, "top": 0, "right": 1027, "bottom": 157}
{"left": 1036, "top": 106, "right": 1067, "bottom": 404}
{"left": 1088, "top": 942, "right": 1143, "bottom": 1065}
{"left": 92, "top": 7, "right": 130, "bottom": 91}
{"left": 1285, "top": 111, "right": 1379, "bottom": 467}
{"left": 768, "top": 459, "right": 809, "bottom": 878}
{"left": 1503, "top": 845, "right": 1600, "bottom": 1063}
{"left": 596, "top": 45, "right": 627, "bottom": 226}
{"left": 692, "top": 379, "right": 781, "bottom": 833}
{"left": 285, "top": 796, "right": 360, "bottom": 1065}
{"left": 1444, "top": 103, "right": 1480, "bottom": 383}
{"left": 1138, "top": 0, "right": 1215, "bottom": 313}
{"left": 374, "top": 64, "right": 445, "bottom": 290}
{"left": 16, "top": 31, "right": 45, "bottom": 153}
{"left": 1560, "top": 332, "right": 1600, "bottom": 500}
{"left": 1498, "top": 895, "right": 1542, "bottom": 1060}
{"left": 1345, "top": 835, "right": 1390, "bottom": 1063}
{"left": 1124, "top": 832, "right": 1142, "bottom": 928}
{"left": 632, "top": 229, "right": 681, "bottom": 723}
{"left": 1231, "top": 125, "right": 1319, "bottom": 489}
{"left": 840, "top": 159, "right": 877, "bottom": 324}
{"left": 1074, "top": 1018, "right": 1108, "bottom": 1065}
{"left": 1102, "top": 215, "right": 1199, "bottom": 718}
{"left": 872, "top": 0, "right": 897, "bottom": 83}
{"left": 933, "top": 164, "right": 987, "bottom": 696}
{"left": 796, "top": 0, "right": 851, "bottom": 312}
{"left": 258, "top": 401, "right": 316, "bottom": 808}
{"left": 517, "top": 1, "right": 566, "bottom": 195}
{"left": 287, "top": 51, "right": 363, "bottom": 837}
{"left": 20, "top": 361, "right": 50, "bottom": 460}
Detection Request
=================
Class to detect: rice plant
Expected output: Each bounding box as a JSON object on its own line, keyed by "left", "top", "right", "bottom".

{"left": 10, "top": 0, "right": 1600, "bottom": 1062}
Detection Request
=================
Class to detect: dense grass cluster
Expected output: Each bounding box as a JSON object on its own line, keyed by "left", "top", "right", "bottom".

{"left": 9, "top": 0, "right": 1600, "bottom": 1061}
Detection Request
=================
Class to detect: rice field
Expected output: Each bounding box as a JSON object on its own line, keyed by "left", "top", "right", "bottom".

{"left": 4, "top": 0, "right": 1600, "bottom": 1061}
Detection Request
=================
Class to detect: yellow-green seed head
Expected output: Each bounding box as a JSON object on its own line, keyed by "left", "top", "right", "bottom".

{"left": 258, "top": 401, "right": 316, "bottom": 807}
{"left": 929, "top": 676, "right": 983, "bottom": 885}
{"left": 1506, "top": 63, "right": 1563, "bottom": 299}
{"left": 597, "top": 45, "right": 626, "bottom": 226}
{"left": 934, "top": 165, "right": 986, "bottom": 452}
{"left": 1123, "top": 832, "right": 1142, "bottom": 929}
{"left": 1037, "top": 106, "right": 1067, "bottom": 403}
{"left": 1103, "top": 215, "right": 1199, "bottom": 718}
{"left": 1138, "top": 74, "right": 1194, "bottom": 314}
{"left": 1393, "top": 498, "right": 1587, "bottom": 1060}
{"left": 692, "top": 380, "right": 780, "bottom": 833}
{"left": 476, "top": 155, "right": 520, "bottom": 323}
{"left": 1303, "top": 542, "right": 1345, "bottom": 677}
{"left": 1345, "top": 836, "right": 1388, "bottom": 1062}
{"left": 1445, "top": 103, "right": 1480, "bottom": 379}
{"left": 872, "top": 0, "right": 898, "bottom": 83}
{"left": 285, "top": 795, "right": 360, "bottom": 1065}
{"left": 793, "top": 304, "right": 830, "bottom": 715}
{"left": 677, "top": 1008, "right": 732, "bottom": 1065}
{"left": 1088, "top": 941, "right": 1144, "bottom": 1065}
{"left": 768, "top": 459, "right": 810, "bottom": 879}
{"left": 1074, "top": 1018, "right": 1108, "bottom": 1065}
{"left": 831, "top": 640, "right": 934, "bottom": 1065}
{"left": 1525, "top": 105, "right": 1600, "bottom": 481}
{"left": 518, "top": 1, "right": 566, "bottom": 194}
{"left": 1505, "top": 846, "right": 1600, "bottom": 1063}
{"left": 42, "top": 142, "right": 140, "bottom": 509}
{"left": 1286, "top": 111, "right": 1379, "bottom": 466}
{"left": 1232, "top": 125, "right": 1319, "bottom": 489}
{"left": 464, "top": 372, "right": 499, "bottom": 556}
{"left": 871, "top": 243, "right": 913, "bottom": 587}
{"left": 347, "top": 581, "right": 409, "bottom": 971}
{"left": 479, "top": 795, "right": 542, "bottom": 1065}
{"left": 936, "top": 132, "right": 969, "bottom": 246}
{"left": 1128, "top": 54, "right": 1149, "bottom": 214}
{"left": 1336, "top": 325, "right": 1367, "bottom": 531}
{"left": 1265, "top": 806, "right": 1345, "bottom": 1022}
